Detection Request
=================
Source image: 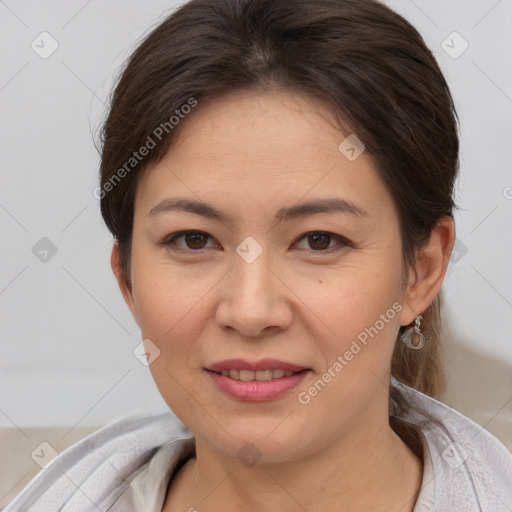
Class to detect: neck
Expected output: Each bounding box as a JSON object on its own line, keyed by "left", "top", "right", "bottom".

{"left": 166, "top": 410, "right": 423, "bottom": 512}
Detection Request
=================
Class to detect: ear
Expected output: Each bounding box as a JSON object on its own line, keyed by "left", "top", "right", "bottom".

{"left": 111, "top": 240, "right": 137, "bottom": 319}
{"left": 400, "top": 216, "right": 455, "bottom": 326}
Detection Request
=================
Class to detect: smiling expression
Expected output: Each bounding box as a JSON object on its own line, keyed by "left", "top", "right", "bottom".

{"left": 117, "top": 88, "right": 414, "bottom": 463}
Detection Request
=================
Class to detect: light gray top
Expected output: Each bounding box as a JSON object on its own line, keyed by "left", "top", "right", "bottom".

{"left": 5, "top": 379, "right": 512, "bottom": 511}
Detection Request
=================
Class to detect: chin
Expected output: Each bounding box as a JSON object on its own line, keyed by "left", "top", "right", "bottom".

{"left": 196, "top": 419, "right": 319, "bottom": 466}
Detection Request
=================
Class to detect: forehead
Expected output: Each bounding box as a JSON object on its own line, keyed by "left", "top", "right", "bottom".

{"left": 169, "top": 89, "right": 351, "bottom": 168}
{"left": 135, "top": 89, "right": 394, "bottom": 221}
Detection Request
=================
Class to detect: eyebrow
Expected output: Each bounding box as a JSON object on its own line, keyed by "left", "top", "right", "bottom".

{"left": 147, "top": 197, "right": 369, "bottom": 222}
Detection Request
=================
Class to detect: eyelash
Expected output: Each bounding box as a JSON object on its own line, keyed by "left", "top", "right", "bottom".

{"left": 158, "top": 230, "right": 354, "bottom": 254}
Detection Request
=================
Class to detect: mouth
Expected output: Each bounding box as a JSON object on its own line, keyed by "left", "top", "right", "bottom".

{"left": 208, "top": 368, "right": 307, "bottom": 381}
{"left": 204, "top": 359, "right": 311, "bottom": 400}
{"left": 206, "top": 358, "right": 310, "bottom": 378}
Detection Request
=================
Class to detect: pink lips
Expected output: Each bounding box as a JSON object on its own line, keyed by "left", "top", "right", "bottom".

{"left": 205, "top": 358, "right": 311, "bottom": 401}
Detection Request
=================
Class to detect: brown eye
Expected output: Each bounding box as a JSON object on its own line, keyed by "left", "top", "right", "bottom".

{"left": 294, "top": 231, "right": 353, "bottom": 253}
{"left": 184, "top": 232, "right": 208, "bottom": 249}
{"left": 308, "top": 233, "right": 331, "bottom": 250}
{"left": 159, "top": 230, "right": 217, "bottom": 252}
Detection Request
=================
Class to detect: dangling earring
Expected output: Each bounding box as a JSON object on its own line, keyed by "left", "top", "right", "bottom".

{"left": 401, "top": 315, "right": 425, "bottom": 350}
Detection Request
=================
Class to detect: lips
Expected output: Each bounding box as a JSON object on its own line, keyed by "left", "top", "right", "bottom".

{"left": 205, "top": 359, "right": 311, "bottom": 398}
{"left": 207, "top": 367, "right": 310, "bottom": 401}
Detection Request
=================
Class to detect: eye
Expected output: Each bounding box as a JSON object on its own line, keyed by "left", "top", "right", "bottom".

{"left": 294, "top": 231, "right": 353, "bottom": 252}
{"left": 159, "top": 230, "right": 353, "bottom": 254}
{"left": 159, "top": 230, "right": 219, "bottom": 252}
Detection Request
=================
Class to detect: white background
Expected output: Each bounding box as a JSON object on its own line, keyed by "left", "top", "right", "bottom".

{"left": 1, "top": 0, "right": 511, "bottom": 443}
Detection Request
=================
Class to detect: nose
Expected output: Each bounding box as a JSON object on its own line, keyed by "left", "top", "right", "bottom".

{"left": 214, "top": 246, "right": 293, "bottom": 338}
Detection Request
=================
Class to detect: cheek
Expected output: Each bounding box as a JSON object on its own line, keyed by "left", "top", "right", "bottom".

{"left": 293, "top": 272, "right": 402, "bottom": 422}
{"left": 129, "top": 254, "right": 206, "bottom": 352}
{"left": 302, "top": 254, "right": 402, "bottom": 327}
{"left": 129, "top": 261, "right": 213, "bottom": 418}
{"left": 296, "top": 252, "right": 403, "bottom": 372}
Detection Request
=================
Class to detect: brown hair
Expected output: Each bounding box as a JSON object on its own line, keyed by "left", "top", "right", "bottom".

{"left": 98, "top": 0, "right": 459, "bottom": 403}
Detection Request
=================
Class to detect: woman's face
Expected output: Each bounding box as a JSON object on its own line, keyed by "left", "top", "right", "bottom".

{"left": 119, "top": 89, "right": 417, "bottom": 464}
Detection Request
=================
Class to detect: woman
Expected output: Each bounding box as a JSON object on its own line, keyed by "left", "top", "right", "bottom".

{"left": 6, "top": 0, "right": 511, "bottom": 510}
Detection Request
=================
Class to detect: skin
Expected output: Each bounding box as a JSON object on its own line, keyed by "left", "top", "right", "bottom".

{"left": 111, "top": 88, "right": 454, "bottom": 511}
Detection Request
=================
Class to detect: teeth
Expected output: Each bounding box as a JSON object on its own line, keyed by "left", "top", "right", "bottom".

{"left": 239, "top": 370, "right": 255, "bottom": 381}
{"left": 255, "top": 370, "right": 273, "bottom": 381}
{"left": 218, "top": 369, "right": 300, "bottom": 381}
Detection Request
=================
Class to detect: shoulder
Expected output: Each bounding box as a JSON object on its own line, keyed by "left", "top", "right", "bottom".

{"left": 3, "top": 410, "right": 194, "bottom": 512}
{"left": 392, "top": 378, "right": 512, "bottom": 511}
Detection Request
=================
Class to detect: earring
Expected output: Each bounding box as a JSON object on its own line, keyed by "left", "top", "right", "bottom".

{"left": 401, "top": 315, "right": 425, "bottom": 350}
